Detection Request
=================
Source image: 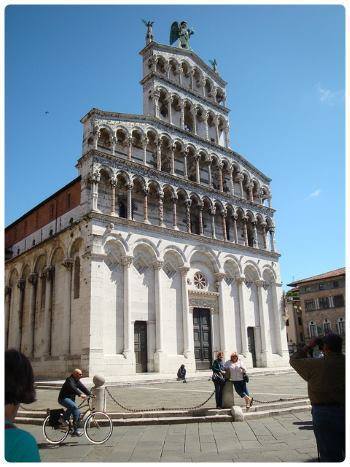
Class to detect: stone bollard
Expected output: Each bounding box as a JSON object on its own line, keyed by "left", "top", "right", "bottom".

{"left": 91, "top": 375, "right": 106, "bottom": 412}
{"left": 231, "top": 405, "right": 244, "bottom": 422}
{"left": 222, "top": 380, "right": 234, "bottom": 408}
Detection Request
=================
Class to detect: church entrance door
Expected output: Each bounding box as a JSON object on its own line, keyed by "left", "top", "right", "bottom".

{"left": 247, "top": 327, "right": 257, "bottom": 367}
{"left": 134, "top": 321, "right": 147, "bottom": 373}
{"left": 193, "top": 308, "right": 212, "bottom": 370}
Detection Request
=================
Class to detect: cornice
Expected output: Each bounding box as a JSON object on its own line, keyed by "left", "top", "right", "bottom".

{"left": 140, "top": 72, "right": 230, "bottom": 114}
{"left": 80, "top": 110, "right": 271, "bottom": 183}
{"left": 78, "top": 149, "right": 275, "bottom": 216}
{"left": 87, "top": 211, "right": 281, "bottom": 260}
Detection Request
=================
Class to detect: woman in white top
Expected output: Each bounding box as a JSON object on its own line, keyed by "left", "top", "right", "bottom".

{"left": 225, "top": 352, "right": 253, "bottom": 409}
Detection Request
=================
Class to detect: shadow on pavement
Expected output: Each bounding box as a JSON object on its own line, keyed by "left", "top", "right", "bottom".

{"left": 293, "top": 420, "right": 314, "bottom": 430}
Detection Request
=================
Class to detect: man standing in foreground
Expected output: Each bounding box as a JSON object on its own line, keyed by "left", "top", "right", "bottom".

{"left": 290, "top": 333, "right": 345, "bottom": 462}
{"left": 58, "top": 369, "right": 91, "bottom": 436}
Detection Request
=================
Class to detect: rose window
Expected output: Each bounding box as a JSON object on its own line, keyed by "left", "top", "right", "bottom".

{"left": 193, "top": 272, "right": 207, "bottom": 290}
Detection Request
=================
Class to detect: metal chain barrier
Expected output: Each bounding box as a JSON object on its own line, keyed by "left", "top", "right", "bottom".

{"left": 105, "top": 386, "right": 215, "bottom": 412}
{"left": 19, "top": 404, "right": 48, "bottom": 412}
{"left": 252, "top": 396, "right": 308, "bottom": 404}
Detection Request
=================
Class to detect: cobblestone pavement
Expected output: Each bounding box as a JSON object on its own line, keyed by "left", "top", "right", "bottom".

{"left": 25, "top": 372, "right": 308, "bottom": 412}
{"left": 21, "top": 411, "right": 317, "bottom": 462}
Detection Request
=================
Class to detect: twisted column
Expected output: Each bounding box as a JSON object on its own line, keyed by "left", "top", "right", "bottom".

{"left": 185, "top": 199, "right": 192, "bottom": 233}
{"left": 143, "top": 189, "right": 150, "bottom": 224}
{"left": 158, "top": 195, "right": 165, "bottom": 227}
{"left": 180, "top": 101, "right": 185, "bottom": 129}
{"left": 199, "top": 206, "right": 204, "bottom": 235}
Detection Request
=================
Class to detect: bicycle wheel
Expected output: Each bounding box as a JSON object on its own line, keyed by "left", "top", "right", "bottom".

{"left": 84, "top": 411, "right": 113, "bottom": 444}
{"left": 42, "top": 415, "right": 70, "bottom": 444}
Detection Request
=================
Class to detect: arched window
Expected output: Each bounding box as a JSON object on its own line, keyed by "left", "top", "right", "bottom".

{"left": 337, "top": 317, "right": 345, "bottom": 336}
{"left": 73, "top": 256, "right": 80, "bottom": 299}
{"left": 308, "top": 321, "right": 318, "bottom": 338}
{"left": 323, "top": 319, "right": 331, "bottom": 334}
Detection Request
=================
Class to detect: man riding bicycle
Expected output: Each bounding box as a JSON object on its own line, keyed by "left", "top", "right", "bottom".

{"left": 58, "top": 369, "right": 91, "bottom": 437}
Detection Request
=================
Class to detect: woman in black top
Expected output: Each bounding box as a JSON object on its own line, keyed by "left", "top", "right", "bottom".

{"left": 212, "top": 351, "right": 226, "bottom": 409}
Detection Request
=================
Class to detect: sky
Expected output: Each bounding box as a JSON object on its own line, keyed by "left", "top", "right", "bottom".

{"left": 5, "top": 4, "right": 345, "bottom": 287}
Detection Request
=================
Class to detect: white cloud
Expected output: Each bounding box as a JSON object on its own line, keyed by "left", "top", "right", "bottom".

{"left": 316, "top": 83, "right": 344, "bottom": 106}
{"left": 307, "top": 189, "right": 321, "bottom": 199}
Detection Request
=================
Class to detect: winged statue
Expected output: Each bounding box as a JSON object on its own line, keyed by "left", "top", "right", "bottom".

{"left": 169, "top": 21, "right": 194, "bottom": 50}
{"left": 209, "top": 59, "right": 218, "bottom": 73}
{"left": 142, "top": 19, "right": 154, "bottom": 44}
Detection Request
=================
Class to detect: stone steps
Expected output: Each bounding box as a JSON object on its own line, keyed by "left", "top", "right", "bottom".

{"left": 16, "top": 398, "right": 310, "bottom": 426}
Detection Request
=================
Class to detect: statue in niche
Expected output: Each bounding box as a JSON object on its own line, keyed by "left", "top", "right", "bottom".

{"left": 170, "top": 21, "right": 194, "bottom": 50}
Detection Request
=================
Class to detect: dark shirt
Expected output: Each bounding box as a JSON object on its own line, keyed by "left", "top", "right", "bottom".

{"left": 58, "top": 376, "right": 91, "bottom": 402}
{"left": 212, "top": 358, "right": 225, "bottom": 374}
{"left": 177, "top": 367, "right": 186, "bottom": 378}
{"left": 290, "top": 352, "right": 345, "bottom": 405}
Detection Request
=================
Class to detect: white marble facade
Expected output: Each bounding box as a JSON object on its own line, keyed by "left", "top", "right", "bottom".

{"left": 5, "top": 39, "right": 289, "bottom": 377}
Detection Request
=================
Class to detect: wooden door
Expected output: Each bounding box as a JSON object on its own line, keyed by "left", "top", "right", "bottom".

{"left": 134, "top": 321, "right": 147, "bottom": 373}
{"left": 193, "top": 308, "right": 212, "bottom": 370}
{"left": 247, "top": 327, "right": 257, "bottom": 367}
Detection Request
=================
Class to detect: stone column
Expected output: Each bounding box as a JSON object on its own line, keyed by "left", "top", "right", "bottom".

{"left": 210, "top": 207, "right": 216, "bottom": 239}
{"left": 199, "top": 206, "right": 204, "bottom": 235}
{"left": 233, "top": 214, "right": 238, "bottom": 243}
{"left": 247, "top": 182, "right": 254, "bottom": 202}
{"left": 62, "top": 258, "right": 73, "bottom": 355}
{"left": 180, "top": 101, "right": 185, "bottom": 130}
{"left": 185, "top": 199, "right": 192, "bottom": 233}
{"left": 153, "top": 260, "right": 164, "bottom": 353}
{"left": 183, "top": 151, "right": 188, "bottom": 179}
{"left": 142, "top": 137, "right": 148, "bottom": 165}
{"left": 190, "top": 69, "right": 195, "bottom": 90}
{"left": 243, "top": 218, "right": 248, "bottom": 246}
{"left": 200, "top": 77, "right": 206, "bottom": 96}
{"left": 215, "top": 273, "right": 228, "bottom": 354}
{"left": 128, "top": 136, "right": 133, "bottom": 161}
{"left": 256, "top": 280, "right": 268, "bottom": 361}
{"left": 204, "top": 111, "right": 209, "bottom": 140}
{"left": 127, "top": 184, "right": 133, "bottom": 220}
{"left": 218, "top": 163, "right": 224, "bottom": 192}
{"left": 172, "top": 196, "right": 178, "bottom": 230}
{"left": 235, "top": 173, "right": 244, "bottom": 198}
{"left": 221, "top": 211, "right": 227, "bottom": 241}
{"left": 214, "top": 116, "right": 220, "bottom": 143}
{"left": 179, "top": 266, "right": 191, "bottom": 357}
{"left": 224, "top": 125, "right": 230, "bottom": 148}
{"left": 228, "top": 168, "right": 235, "bottom": 195}
{"left": 122, "top": 256, "right": 134, "bottom": 359}
{"left": 154, "top": 92, "right": 160, "bottom": 118}
{"left": 236, "top": 276, "right": 248, "bottom": 356}
{"left": 43, "top": 266, "right": 54, "bottom": 356}
{"left": 158, "top": 195, "right": 165, "bottom": 227}
{"left": 143, "top": 189, "right": 150, "bottom": 224}
{"left": 252, "top": 221, "right": 258, "bottom": 248}
{"left": 207, "top": 158, "right": 212, "bottom": 187}
{"left": 90, "top": 172, "right": 100, "bottom": 212}
{"left": 168, "top": 97, "right": 173, "bottom": 125}
{"left": 111, "top": 136, "right": 116, "bottom": 156}
{"left": 271, "top": 281, "right": 284, "bottom": 356}
{"left": 17, "top": 279, "right": 26, "bottom": 352}
{"left": 261, "top": 223, "right": 268, "bottom": 249}
{"left": 5, "top": 286, "right": 12, "bottom": 349}
{"left": 269, "top": 227, "right": 275, "bottom": 252}
{"left": 195, "top": 153, "right": 200, "bottom": 183}
{"left": 27, "top": 273, "right": 38, "bottom": 357}
{"left": 170, "top": 144, "right": 175, "bottom": 175}
{"left": 156, "top": 142, "right": 162, "bottom": 171}
{"left": 110, "top": 178, "right": 117, "bottom": 216}
{"left": 192, "top": 107, "right": 197, "bottom": 135}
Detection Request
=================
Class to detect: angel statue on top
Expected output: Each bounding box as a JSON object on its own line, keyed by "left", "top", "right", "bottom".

{"left": 170, "top": 21, "right": 194, "bottom": 50}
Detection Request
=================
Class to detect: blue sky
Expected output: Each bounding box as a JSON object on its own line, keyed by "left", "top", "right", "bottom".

{"left": 5, "top": 4, "right": 345, "bottom": 287}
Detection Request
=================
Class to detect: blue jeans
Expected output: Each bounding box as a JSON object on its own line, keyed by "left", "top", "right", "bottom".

{"left": 311, "top": 405, "right": 345, "bottom": 462}
{"left": 59, "top": 398, "right": 81, "bottom": 424}
{"left": 214, "top": 382, "right": 224, "bottom": 408}
{"left": 233, "top": 381, "right": 249, "bottom": 398}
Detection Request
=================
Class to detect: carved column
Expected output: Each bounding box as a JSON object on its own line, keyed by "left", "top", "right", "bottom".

{"left": 224, "top": 124, "right": 230, "bottom": 148}
{"left": 207, "top": 158, "right": 212, "bottom": 187}
{"left": 269, "top": 227, "right": 275, "bottom": 252}
{"left": 183, "top": 150, "right": 188, "bottom": 179}
{"left": 190, "top": 69, "right": 195, "bottom": 90}
{"left": 247, "top": 182, "right": 254, "bottom": 202}
{"left": 122, "top": 256, "right": 134, "bottom": 359}
{"left": 172, "top": 196, "right": 178, "bottom": 230}
{"left": 179, "top": 266, "right": 191, "bottom": 357}
{"left": 154, "top": 92, "right": 160, "bottom": 118}
{"left": 204, "top": 111, "right": 209, "bottom": 140}
{"left": 128, "top": 136, "right": 133, "bottom": 161}
{"left": 243, "top": 217, "right": 249, "bottom": 246}
{"left": 110, "top": 177, "right": 117, "bottom": 216}
{"left": 27, "top": 273, "right": 38, "bottom": 358}
{"left": 158, "top": 195, "right": 165, "bottom": 227}
{"left": 17, "top": 279, "right": 26, "bottom": 352}
{"left": 192, "top": 107, "right": 197, "bottom": 135}
{"left": 168, "top": 97, "right": 173, "bottom": 125}
{"left": 156, "top": 141, "right": 162, "bottom": 171}
{"left": 153, "top": 260, "right": 164, "bottom": 353}
{"left": 195, "top": 153, "right": 200, "bottom": 183}
{"left": 143, "top": 189, "right": 150, "bottom": 224}
{"left": 142, "top": 137, "right": 148, "bottom": 165}
{"left": 214, "top": 115, "right": 220, "bottom": 143}
{"left": 236, "top": 276, "right": 248, "bottom": 356}
{"left": 261, "top": 222, "right": 268, "bottom": 249}
{"left": 90, "top": 172, "right": 100, "bottom": 212}
{"left": 180, "top": 101, "right": 185, "bottom": 129}
{"left": 170, "top": 144, "right": 175, "bottom": 175}
{"left": 221, "top": 210, "right": 227, "bottom": 241}
{"left": 111, "top": 136, "right": 116, "bottom": 156}
{"left": 185, "top": 199, "right": 192, "bottom": 233}
{"left": 199, "top": 206, "right": 204, "bottom": 236}
{"left": 215, "top": 273, "right": 228, "bottom": 354}
{"left": 210, "top": 207, "right": 216, "bottom": 239}
{"left": 233, "top": 214, "right": 238, "bottom": 243}
{"left": 62, "top": 259, "right": 73, "bottom": 355}
{"left": 235, "top": 173, "right": 244, "bottom": 198}
{"left": 228, "top": 167, "right": 234, "bottom": 195}
{"left": 127, "top": 184, "right": 133, "bottom": 220}
{"left": 218, "top": 163, "right": 224, "bottom": 192}
{"left": 200, "top": 77, "right": 206, "bottom": 96}
{"left": 252, "top": 221, "right": 258, "bottom": 248}
{"left": 43, "top": 266, "right": 54, "bottom": 356}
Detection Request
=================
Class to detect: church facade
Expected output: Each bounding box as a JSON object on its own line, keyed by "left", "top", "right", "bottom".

{"left": 5, "top": 27, "right": 289, "bottom": 378}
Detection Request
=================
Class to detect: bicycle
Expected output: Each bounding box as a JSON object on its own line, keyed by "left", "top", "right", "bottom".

{"left": 42, "top": 395, "right": 113, "bottom": 445}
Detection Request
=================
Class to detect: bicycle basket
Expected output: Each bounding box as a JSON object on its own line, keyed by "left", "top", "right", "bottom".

{"left": 48, "top": 409, "right": 64, "bottom": 428}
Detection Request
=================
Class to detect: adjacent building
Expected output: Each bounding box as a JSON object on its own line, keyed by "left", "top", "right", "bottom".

{"left": 5, "top": 24, "right": 289, "bottom": 378}
{"left": 287, "top": 267, "right": 345, "bottom": 345}
{"left": 285, "top": 287, "right": 304, "bottom": 352}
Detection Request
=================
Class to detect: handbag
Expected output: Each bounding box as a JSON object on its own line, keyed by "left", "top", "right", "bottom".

{"left": 212, "top": 372, "right": 225, "bottom": 384}
{"left": 242, "top": 372, "right": 249, "bottom": 383}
